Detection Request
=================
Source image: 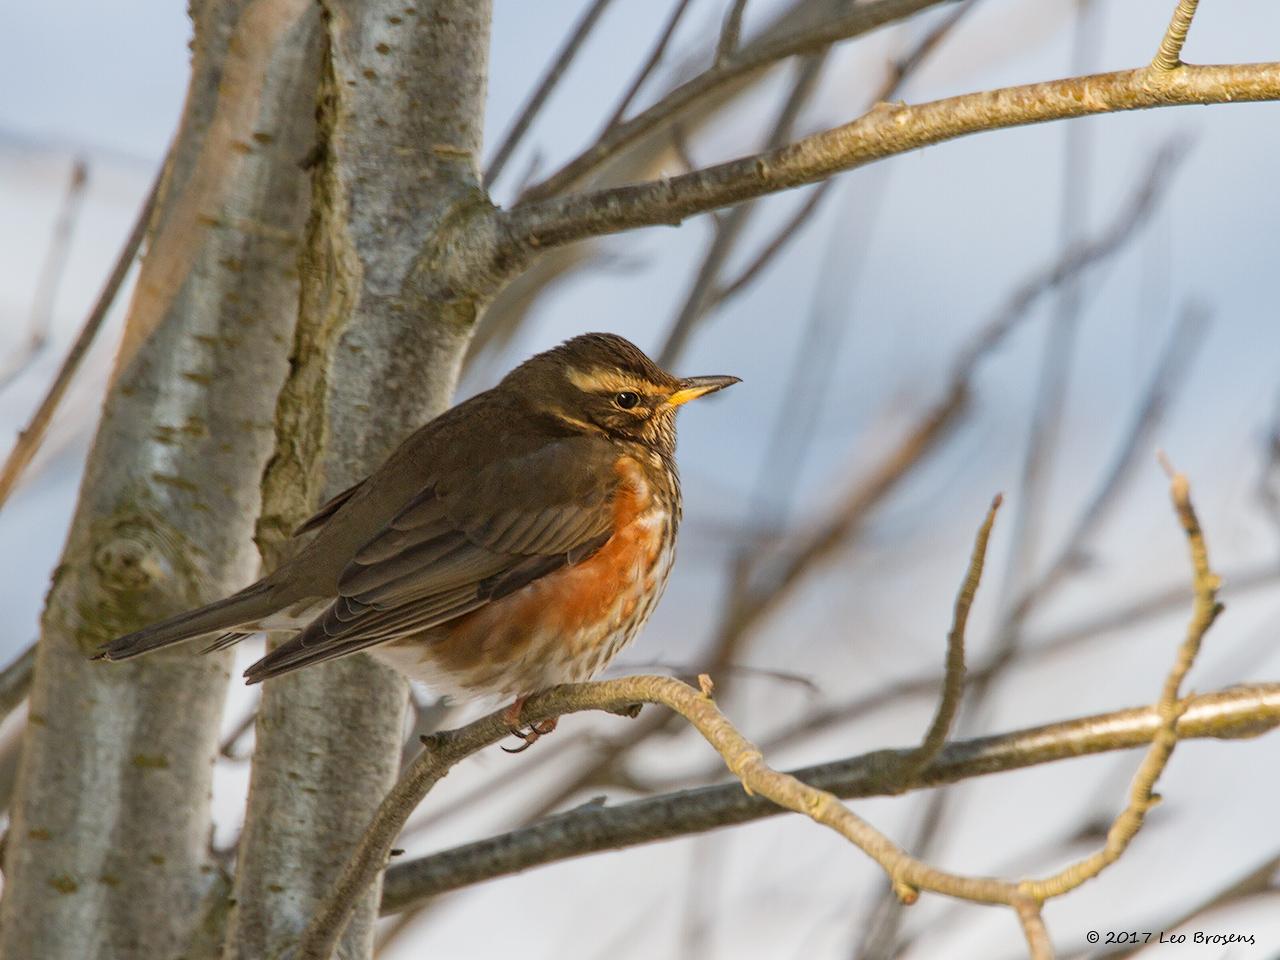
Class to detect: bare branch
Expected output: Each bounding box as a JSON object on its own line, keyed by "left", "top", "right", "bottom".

{"left": 501, "top": 63, "right": 1280, "bottom": 250}
{"left": 0, "top": 159, "right": 90, "bottom": 391}
{"left": 715, "top": 0, "right": 750, "bottom": 66}
{"left": 0, "top": 169, "right": 161, "bottom": 513}
{"left": 1020, "top": 299, "right": 1209, "bottom": 611}
{"left": 484, "top": 0, "right": 617, "bottom": 189}
{"left": 379, "top": 681, "right": 1280, "bottom": 913}
{"left": 658, "top": 50, "right": 827, "bottom": 366}
{"left": 599, "top": 0, "right": 695, "bottom": 134}
{"left": 710, "top": 180, "right": 832, "bottom": 306}
{"left": 909, "top": 494, "right": 1001, "bottom": 772}
{"left": 1152, "top": 0, "right": 1201, "bottom": 72}
{"left": 0, "top": 644, "right": 35, "bottom": 725}
{"left": 1017, "top": 463, "right": 1221, "bottom": 901}
{"left": 1014, "top": 899, "right": 1053, "bottom": 960}
{"left": 882, "top": 0, "right": 980, "bottom": 93}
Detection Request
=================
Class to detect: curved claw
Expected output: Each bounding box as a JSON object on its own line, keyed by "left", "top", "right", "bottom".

{"left": 501, "top": 734, "right": 536, "bottom": 755}
{"left": 500, "top": 717, "right": 559, "bottom": 754}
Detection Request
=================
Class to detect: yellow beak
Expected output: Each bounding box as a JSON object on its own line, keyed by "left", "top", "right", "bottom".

{"left": 664, "top": 375, "right": 741, "bottom": 408}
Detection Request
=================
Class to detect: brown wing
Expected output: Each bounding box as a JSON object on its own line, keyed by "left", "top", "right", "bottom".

{"left": 243, "top": 436, "right": 620, "bottom": 683}
{"left": 292, "top": 478, "right": 364, "bottom": 536}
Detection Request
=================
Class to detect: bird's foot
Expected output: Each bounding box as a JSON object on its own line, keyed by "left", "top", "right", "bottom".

{"left": 501, "top": 697, "right": 558, "bottom": 753}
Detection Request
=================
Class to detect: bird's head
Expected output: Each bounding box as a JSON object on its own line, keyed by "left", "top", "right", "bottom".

{"left": 504, "top": 333, "right": 739, "bottom": 454}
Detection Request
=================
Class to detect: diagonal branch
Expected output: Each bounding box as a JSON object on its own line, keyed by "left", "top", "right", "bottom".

{"left": 0, "top": 168, "right": 162, "bottom": 513}
{"left": 0, "top": 159, "right": 90, "bottom": 392}
{"left": 1152, "top": 0, "right": 1201, "bottom": 72}
{"left": 715, "top": 0, "right": 750, "bottom": 66}
{"left": 600, "top": 0, "right": 696, "bottom": 134}
{"left": 908, "top": 494, "right": 1001, "bottom": 773}
{"left": 483, "top": 0, "right": 618, "bottom": 189}
{"left": 501, "top": 62, "right": 1280, "bottom": 251}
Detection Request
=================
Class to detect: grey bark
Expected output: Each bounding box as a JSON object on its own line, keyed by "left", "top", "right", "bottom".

{"left": 0, "top": 1, "right": 319, "bottom": 957}
{"left": 224, "top": 2, "right": 497, "bottom": 957}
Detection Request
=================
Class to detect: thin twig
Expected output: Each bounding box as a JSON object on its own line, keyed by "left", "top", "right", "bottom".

{"left": 599, "top": 0, "right": 695, "bottom": 134}
{"left": 881, "top": 0, "right": 980, "bottom": 94}
{"left": 1015, "top": 463, "right": 1221, "bottom": 901}
{"left": 909, "top": 494, "right": 1001, "bottom": 772}
{"left": 710, "top": 180, "right": 833, "bottom": 305}
{"left": 715, "top": 0, "right": 750, "bottom": 66}
{"left": 483, "top": 0, "right": 618, "bottom": 189}
{"left": 657, "top": 50, "right": 827, "bottom": 366}
{"left": 0, "top": 645, "right": 36, "bottom": 725}
{"left": 318, "top": 645, "right": 1205, "bottom": 960}
{"left": 862, "top": 142, "right": 1190, "bottom": 960}
{"left": 994, "top": 3, "right": 1098, "bottom": 619}
{"left": 219, "top": 701, "right": 260, "bottom": 761}
{"left": 0, "top": 159, "right": 90, "bottom": 391}
{"left": 1015, "top": 899, "right": 1053, "bottom": 960}
{"left": 1042, "top": 306, "right": 1211, "bottom": 624}
{"left": 1152, "top": 0, "right": 1200, "bottom": 72}
{"left": 0, "top": 168, "right": 162, "bottom": 513}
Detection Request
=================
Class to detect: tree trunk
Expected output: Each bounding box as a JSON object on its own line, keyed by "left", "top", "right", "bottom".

{"left": 0, "top": 1, "right": 319, "bottom": 957}
{"left": 224, "top": 2, "right": 496, "bottom": 957}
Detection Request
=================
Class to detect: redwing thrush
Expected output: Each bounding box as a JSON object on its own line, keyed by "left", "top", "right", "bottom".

{"left": 100, "top": 333, "right": 737, "bottom": 741}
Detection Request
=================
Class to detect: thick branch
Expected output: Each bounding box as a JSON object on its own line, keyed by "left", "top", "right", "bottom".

{"left": 503, "top": 62, "right": 1280, "bottom": 249}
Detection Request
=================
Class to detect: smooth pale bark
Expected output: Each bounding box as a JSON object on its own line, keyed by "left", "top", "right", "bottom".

{"left": 0, "top": 1, "right": 319, "bottom": 957}
{"left": 224, "top": 2, "right": 497, "bottom": 957}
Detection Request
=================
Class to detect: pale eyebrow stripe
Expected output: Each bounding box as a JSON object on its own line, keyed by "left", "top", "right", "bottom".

{"left": 566, "top": 367, "right": 666, "bottom": 396}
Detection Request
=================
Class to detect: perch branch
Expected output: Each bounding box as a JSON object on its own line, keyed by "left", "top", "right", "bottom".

{"left": 381, "top": 682, "right": 1280, "bottom": 912}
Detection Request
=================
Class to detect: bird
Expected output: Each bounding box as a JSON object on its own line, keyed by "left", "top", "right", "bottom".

{"left": 98, "top": 333, "right": 738, "bottom": 748}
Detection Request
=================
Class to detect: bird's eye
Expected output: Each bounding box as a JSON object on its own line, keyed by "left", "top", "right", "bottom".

{"left": 614, "top": 391, "right": 641, "bottom": 410}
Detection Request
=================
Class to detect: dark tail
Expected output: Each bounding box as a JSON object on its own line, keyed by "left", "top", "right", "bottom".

{"left": 97, "top": 581, "right": 278, "bottom": 661}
